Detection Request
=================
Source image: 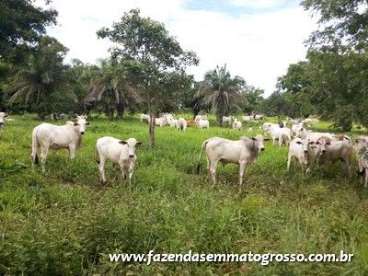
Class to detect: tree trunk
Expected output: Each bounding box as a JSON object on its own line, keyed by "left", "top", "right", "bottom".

{"left": 149, "top": 112, "right": 155, "bottom": 147}
{"left": 116, "top": 102, "right": 124, "bottom": 119}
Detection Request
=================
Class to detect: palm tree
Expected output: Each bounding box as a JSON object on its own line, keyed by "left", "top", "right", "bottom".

{"left": 197, "top": 65, "right": 245, "bottom": 126}
{"left": 7, "top": 37, "right": 72, "bottom": 118}
{"left": 84, "top": 59, "right": 140, "bottom": 119}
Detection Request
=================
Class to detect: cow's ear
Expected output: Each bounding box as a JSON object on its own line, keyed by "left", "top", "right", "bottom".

{"left": 251, "top": 137, "right": 256, "bottom": 141}
{"left": 86, "top": 122, "right": 90, "bottom": 125}
{"left": 4, "top": 114, "right": 8, "bottom": 117}
{"left": 119, "top": 140, "right": 128, "bottom": 145}
{"left": 296, "top": 141, "right": 302, "bottom": 144}
{"left": 74, "top": 122, "right": 79, "bottom": 126}
{"left": 136, "top": 141, "right": 142, "bottom": 146}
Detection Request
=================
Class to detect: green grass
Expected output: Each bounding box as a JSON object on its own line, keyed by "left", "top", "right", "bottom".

{"left": 1, "top": 115, "right": 368, "bottom": 275}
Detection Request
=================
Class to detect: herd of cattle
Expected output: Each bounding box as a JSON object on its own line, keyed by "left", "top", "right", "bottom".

{"left": 1, "top": 111, "right": 368, "bottom": 187}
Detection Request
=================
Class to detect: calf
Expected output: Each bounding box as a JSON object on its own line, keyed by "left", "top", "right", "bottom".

{"left": 96, "top": 137, "right": 141, "bottom": 184}
{"left": 31, "top": 115, "right": 88, "bottom": 172}
{"left": 198, "top": 135, "right": 265, "bottom": 185}
{"left": 176, "top": 118, "right": 187, "bottom": 131}
{"left": 287, "top": 138, "right": 309, "bottom": 172}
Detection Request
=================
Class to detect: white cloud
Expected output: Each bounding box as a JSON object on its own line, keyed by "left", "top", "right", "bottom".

{"left": 36, "top": 0, "right": 316, "bottom": 96}
{"left": 229, "top": 0, "right": 289, "bottom": 9}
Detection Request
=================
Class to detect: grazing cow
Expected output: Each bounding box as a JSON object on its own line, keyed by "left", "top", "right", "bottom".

{"left": 198, "top": 135, "right": 265, "bottom": 185}
{"left": 287, "top": 138, "right": 309, "bottom": 172}
{"left": 140, "top": 114, "right": 150, "bottom": 123}
{"left": 232, "top": 119, "right": 242, "bottom": 130}
{"left": 354, "top": 137, "right": 368, "bottom": 187}
{"left": 317, "top": 137, "right": 353, "bottom": 176}
{"left": 263, "top": 123, "right": 291, "bottom": 146}
{"left": 254, "top": 114, "right": 264, "bottom": 120}
{"left": 96, "top": 137, "right": 141, "bottom": 184}
{"left": 31, "top": 115, "right": 89, "bottom": 172}
{"left": 223, "top": 116, "right": 233, "bottom": 126}
{"left": 176, "top": 118, "right": 187, "bottom": 131}
{"left": 197, "top": 119, "right": 209, "bottom": 129}
{"left": 0, "top": 112, "right": 8, "bottom": 128}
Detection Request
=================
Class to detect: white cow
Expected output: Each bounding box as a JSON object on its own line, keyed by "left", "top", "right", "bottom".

{"left": 291, "top": 123, "right": 303, "bottom": 137}
{"left": 354, "top": 137, "right": 368, "bottom": 187}
{"left": 96, "top": 137, "right": 141, "bottom": 184}
{"left": 155, "top": 117, "right": 168, "bottom": 127}
{"left": 317, "top": 137, "right": 353, "bottom": 176}
{"left": 263, "top": 123, "right": 291, "bottom": 146}
{"left": 0, "top": 112, "right": 8, "bottom": 128}
{"left": 232, "top": 119, "right": 242, "bottom": 130}
{"left": 168, "top": 118, "right": 177, "bottom": 128}
{"left": 176, "top": 118, "right": 187, "bottom": 131}
{"left": 195, "top": 115, "right": 208, "bottom": 122}
{"left": 197, "top": 119, "right": 209, "bottom": 129}
{"left": 140, "top": 114, "right": 150, "bottom": 123}
{"left": 31, "top": 115, "right": 88, "bottom": 172}
{"left": 254, "top": 114, "right": 264, "bottom": 120}
{"left": 198, "top": 135, "right": 265, "bottom": 185}
{"left": 287, "top": 138, "right": 309, "bottom": 172}
{"left": 223, "top": 116, "right": 233, "bottom": 126}
{"left": 242, "top": 115, "right": 253, "bottom": 122}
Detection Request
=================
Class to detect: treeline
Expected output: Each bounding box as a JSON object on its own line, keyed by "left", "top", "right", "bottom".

{"left": 264, "top": 0, "right": 368, "bottom": 131}
{"left": 0, "top": 2, "right": 265, "bottom": 127}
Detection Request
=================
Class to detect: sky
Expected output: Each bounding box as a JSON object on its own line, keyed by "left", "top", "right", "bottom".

{"left": 36, "top": 0, "right": 317, "bottom": 97}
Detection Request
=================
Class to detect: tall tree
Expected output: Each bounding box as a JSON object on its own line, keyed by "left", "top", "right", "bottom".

{"left": 97, "top": 9, "right": 198, "bottom": 146}
{"left": 197, "top": 65, "right": 244, "bottom": 126}
{"left": 302, "top": 0, "right": 368, "bottom": 50}
{"left": 0, "top": 0, "right": 57, "bottom": 62}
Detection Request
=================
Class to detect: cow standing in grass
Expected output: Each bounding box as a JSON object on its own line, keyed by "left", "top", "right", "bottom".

{"left": 31, "top": 115, "right": 88, "bottom": 172}
{"left": 96, "top": 137, "right": 141, "bottom": 184}
{"left": 198, "top": 135, "right": 265, "bottom": 185}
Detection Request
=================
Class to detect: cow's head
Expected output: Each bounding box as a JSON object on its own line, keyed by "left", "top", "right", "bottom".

{"left": 252, "top": 135, "right": 265, "bottom": 152}
{"left": 307, "top": 138, "right": 323, "bottom": 157}
{"left": 74, "top": 115, "right": 89, "bottom": 135}
{"left": 317, "top": 137, "right": 332, "bottom": 155}
{"left": 295, "top": 138, "right": 309, "bottom": 164}
{"left": 119, "top": 138, "right": 142, "bottom": 158}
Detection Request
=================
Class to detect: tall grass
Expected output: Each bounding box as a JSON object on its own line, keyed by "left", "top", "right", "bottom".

{"left": 1, "top": 115, "right": 368, "bottom": 275}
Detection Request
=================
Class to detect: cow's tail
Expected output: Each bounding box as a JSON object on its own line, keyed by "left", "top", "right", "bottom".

{"left": 31, "top": 128, "right": 39, "bottom": 165}
{"left": 95, "top": 147, "right": 100, "bottom": 164}
{"left": 196, "top": 139, "right": 209, "bottom": 174}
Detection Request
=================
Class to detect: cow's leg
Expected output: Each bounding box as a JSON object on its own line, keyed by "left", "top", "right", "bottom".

{"left": 287, "top": 154, "right": 292, "bottom": 171}
{"left": 239, "top": 160, "right": 247, "bottom": 186}
{"left": 272, "top": 137, "right": 276, "bottom": 145}
{"left": 128, "top": 161, "right": 135, "bottom": 185}
{"left": 40, "top": 146, "right": 49, "bottom": 173}
{"left": 343, "top": 158, "right": 351, "bottom": 177}
{"left": 98, "top": 157, "right": 107, "bottom": 184}
{"left": 364, "top": 168, "right": 368, "bottom": 188}
{"left": 209, "top": 159, "right": 218, "bottom": 185}
{"left": 68, "top": 144, "right": 76, "bottom": 160}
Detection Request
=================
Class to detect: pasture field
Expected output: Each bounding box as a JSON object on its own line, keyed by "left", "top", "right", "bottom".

{"left": 1, "top": 115, "right": 368, "bottom": 275}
